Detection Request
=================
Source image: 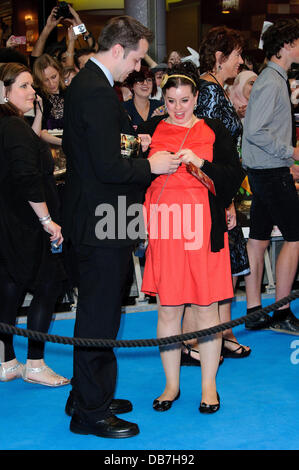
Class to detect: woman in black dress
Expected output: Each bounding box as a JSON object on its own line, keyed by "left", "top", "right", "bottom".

{"left": 33, "top": 54, "right": 66, "bottom": 146}
{"left": 0, "top": 62, "right": 69, "bottom": 386}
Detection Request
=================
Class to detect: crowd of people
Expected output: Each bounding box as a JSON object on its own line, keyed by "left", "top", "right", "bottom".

{"left": 0, "top": 4, "right": 298, "bottom": 440}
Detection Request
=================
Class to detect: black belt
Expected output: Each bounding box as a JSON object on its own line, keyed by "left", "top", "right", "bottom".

{"left": 247, "top": 167, "right": 289, "bottom": 176}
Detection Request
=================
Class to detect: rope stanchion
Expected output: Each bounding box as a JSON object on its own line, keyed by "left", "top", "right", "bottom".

{"left": 0, "top": 291, "right": 298, "bottom": 349}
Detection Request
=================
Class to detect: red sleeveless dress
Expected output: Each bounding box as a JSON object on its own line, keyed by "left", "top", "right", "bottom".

{"left": 141, "top": 119, "right": 233, "bottom": 306}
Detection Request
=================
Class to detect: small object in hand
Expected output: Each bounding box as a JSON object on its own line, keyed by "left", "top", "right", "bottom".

{"left": 134, "top": 239, "right": 148, "bottom": 257}
{"left": 51, "top": 241, "right": 63, "bottom": 254}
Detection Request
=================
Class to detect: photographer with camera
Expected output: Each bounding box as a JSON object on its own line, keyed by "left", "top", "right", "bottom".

{"left": 31, "top": 3, "right": 95, "bottom": 69}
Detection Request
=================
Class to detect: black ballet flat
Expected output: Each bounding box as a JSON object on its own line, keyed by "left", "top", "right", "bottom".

{"left": 199, "top": 392, "right": 220, "bottom": 414}
{"left": 181, "top": 342, "right": 224, "bottom": 367}
{"left": 153, "top": 390, "right": 180, "bottom": 412}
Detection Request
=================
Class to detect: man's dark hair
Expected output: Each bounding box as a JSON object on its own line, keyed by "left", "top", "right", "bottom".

{"left": 262, "top": 18, "right": 299, "bottom": 60}
{"left": 97, "top": 15, "right": 153, "bottom": 56}
{"left": 74, "top": 48, "right": 94, "bottom": 69}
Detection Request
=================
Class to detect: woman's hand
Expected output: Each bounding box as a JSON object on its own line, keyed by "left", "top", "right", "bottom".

{"left": 151, "top": 105, "right": 166, "bottom": 117}
{"left": 138, "top": 133, "right": 151, "bottom": 152}
{"left": 43, "top": 220, "right": 64, "bottom": 245}
{"left": 40, "top": 130, "right": 62, "bottom": 146}
{"left": 226, "top": 202, "right": 237, "bottom": 230}
{"left": 290, "top": 163, "right": 299, "bottom": 182}
{"left": 178, "top": 148, "right": 204, "bottom": 168}
{"left": 35, "top": 94, "right": 43, "bottom": 114}
{"left": 45, "top": 7, "right": 63, "bottom": 31}
{"left": 237, "top": 104, "right": 247, "bottom": 119}
{"left": 66, "top": 5, "right": 82, "bottom": 26}
{"left": 67, "top": 25, "right": 76, "bottom": 43}
{"left": 148, "top": 151, "right": 181, "bottom": 174}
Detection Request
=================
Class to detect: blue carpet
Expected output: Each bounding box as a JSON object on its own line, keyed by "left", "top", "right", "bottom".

{"left": 1, "top": 298, "right": 299, "bottom": 450}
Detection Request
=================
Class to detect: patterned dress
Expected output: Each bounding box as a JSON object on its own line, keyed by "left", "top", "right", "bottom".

{"left": 195, "top": 79, "right": 250, "bottom": 276}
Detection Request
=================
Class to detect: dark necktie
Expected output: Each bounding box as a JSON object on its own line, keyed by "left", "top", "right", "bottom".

{"left": 286, "top": 79, "right": 297, "bottom": 147}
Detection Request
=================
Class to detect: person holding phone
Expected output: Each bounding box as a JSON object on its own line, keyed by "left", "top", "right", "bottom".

{"left": 0, "top": 62, "right": 69, "bottom": 387}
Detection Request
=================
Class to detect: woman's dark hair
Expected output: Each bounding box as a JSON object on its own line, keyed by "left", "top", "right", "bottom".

{"left": 125, "top": 66, "right": 157, "bottom": 96}
{"left": 0, "top": 47, "right": 28, "bottom": 66}
{"left": 262, "top": 18, "right": 299, "bottom": 60}
{"left": 97, "top": 15, "right": 153, "bottom": 56}
{"left": 0, "top": 62, "right": 31, "bottom": 118}
{"left": 161, "top": 61, "right": 200, "bottom": 96}
{"left": 74, "top": 48, "right": 94, "bottom": 69}
{"left": 199, "top": 26, "right": 244, "bottom": 73}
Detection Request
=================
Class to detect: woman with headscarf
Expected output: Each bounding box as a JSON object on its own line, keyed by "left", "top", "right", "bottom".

{"left": 228, "top": 70, "right": 257, "bottom": 120}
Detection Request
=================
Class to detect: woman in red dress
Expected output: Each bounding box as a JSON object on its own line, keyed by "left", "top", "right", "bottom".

{"left": 139, "top": 62, "right": 245, "bottom": 413}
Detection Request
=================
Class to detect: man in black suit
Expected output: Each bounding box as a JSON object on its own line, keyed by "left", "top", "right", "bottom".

{"left": 62, "top": 16, "right": 180, "bottom": 439}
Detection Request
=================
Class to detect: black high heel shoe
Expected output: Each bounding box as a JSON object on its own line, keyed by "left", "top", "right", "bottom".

{"left": 199, "top": 392, "right": 220, "bottom": 414}
{"left": 181, "top": 343, "right": 224, "bottom": 367}
{"left": 221, "top": 338, "right": 251, "bottom": 358}
{"left": 153, "top": 390, "right": 180, "bottom": 412}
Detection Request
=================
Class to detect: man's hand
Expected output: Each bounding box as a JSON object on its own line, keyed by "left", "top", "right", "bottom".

{"left": 148, "top": 151, "right": 181, "bottom": 175}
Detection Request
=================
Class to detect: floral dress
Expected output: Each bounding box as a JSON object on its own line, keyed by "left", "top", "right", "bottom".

{"left": 195, "top": 79, "right": 250, "bottom": 276}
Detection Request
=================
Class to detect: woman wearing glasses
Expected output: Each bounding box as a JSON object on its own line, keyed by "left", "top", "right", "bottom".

{"left": 123, "top": 66, "right": 163, "bottom": 129}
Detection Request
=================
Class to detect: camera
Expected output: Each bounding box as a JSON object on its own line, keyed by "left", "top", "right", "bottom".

{"left": 54, "top": 2, "right": 73, "bottom": 20}
{"left": 73, "top": 23, "right": 87, "bottom": 36}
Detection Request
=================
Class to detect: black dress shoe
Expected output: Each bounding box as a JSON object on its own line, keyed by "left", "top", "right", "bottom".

{"left": 245, "top": 312, "right": 271, "bottom": 330}
{"left": 65, "top": 392, "right": 133, "bottom": 417}
{"left": 199, "top": 392, "right": 220, "bottom": 414}
{"left": 109, "top": 399, "right": 133, "bottom": 414}
{"left": 70, "top": 413, "right": 139, "bottom": 439}
{"left": 153, "top": 390, "right": 180, "bottom": 412}
{"left": 269, "top": 311, "right": 299, "bottom": 335}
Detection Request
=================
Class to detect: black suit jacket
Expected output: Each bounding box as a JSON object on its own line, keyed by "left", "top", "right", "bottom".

{"left": 62, "top": 60, "right": 152, "bottom": 247}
